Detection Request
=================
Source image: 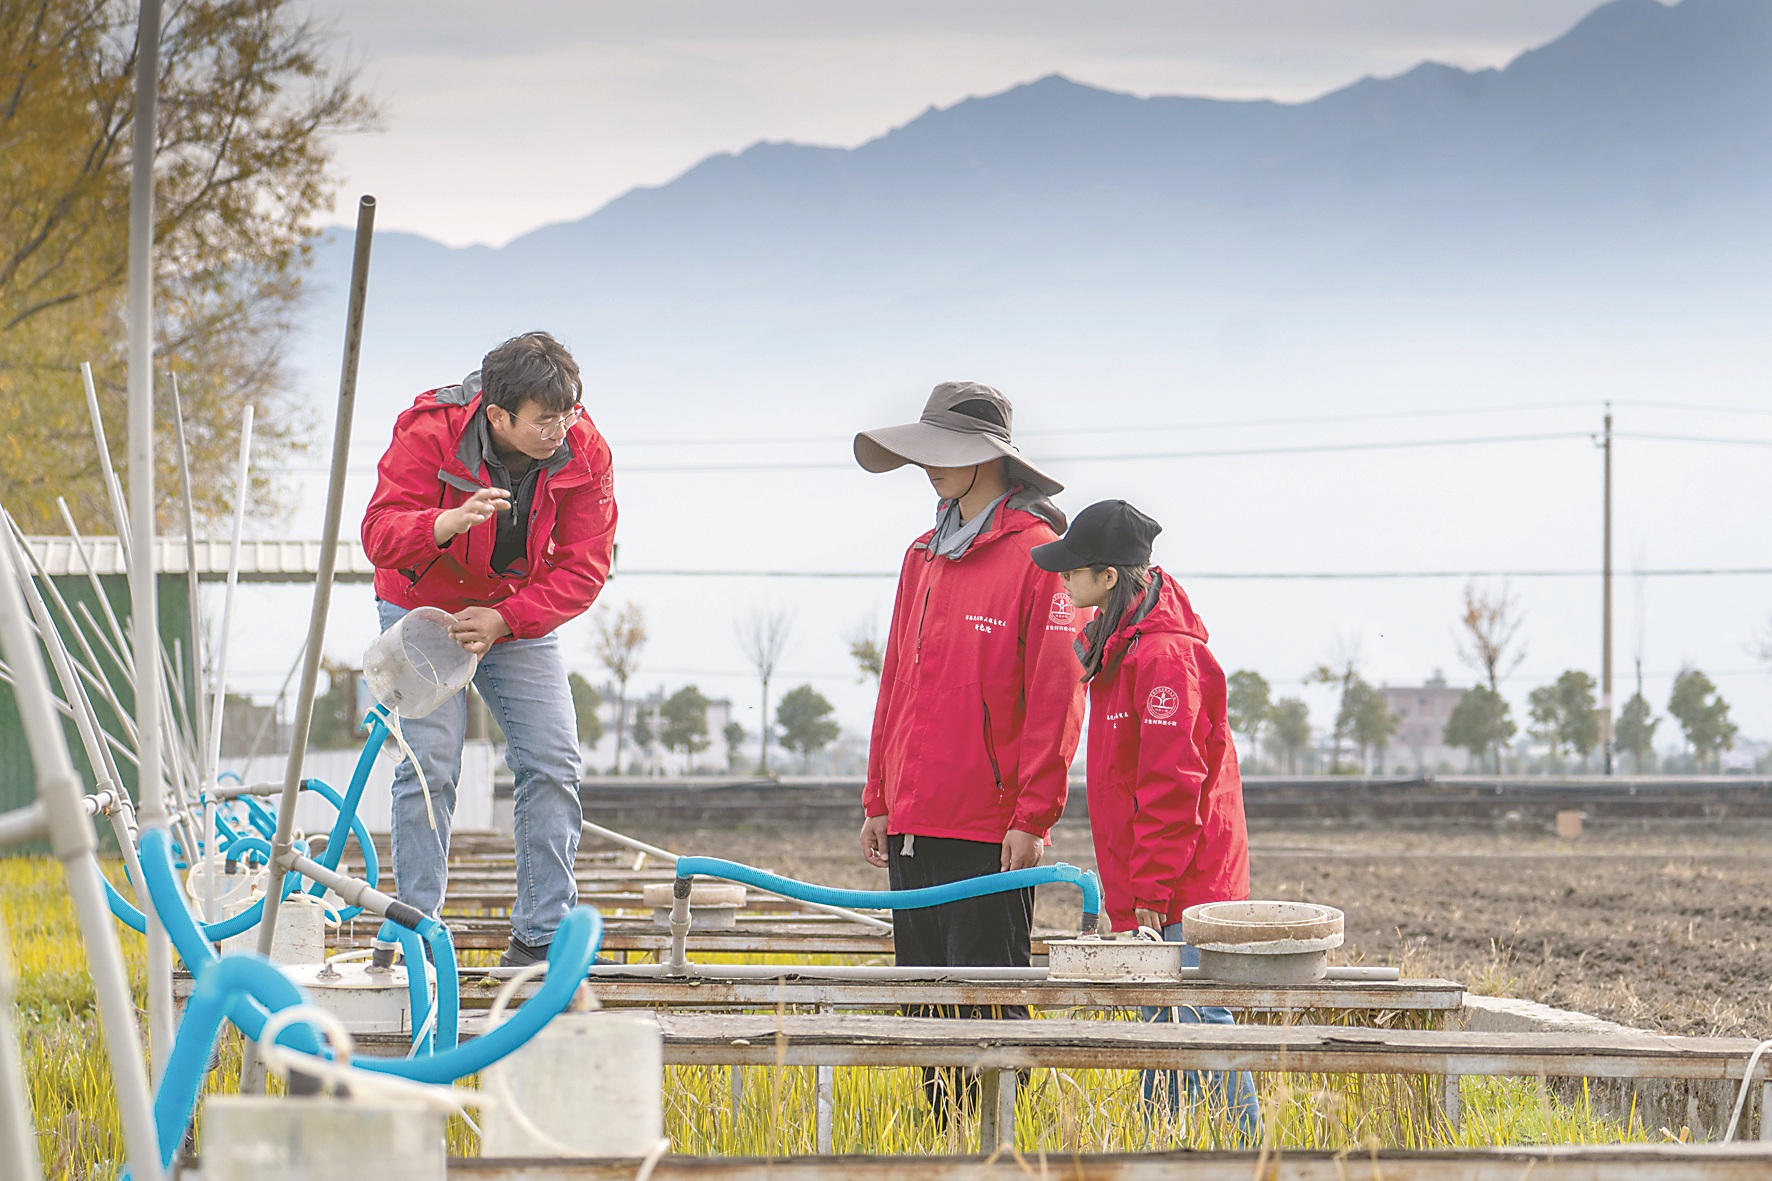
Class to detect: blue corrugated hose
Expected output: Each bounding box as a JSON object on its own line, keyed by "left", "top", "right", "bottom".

{"left": 673, "top": 855, "right": 1102, "bottom": 929}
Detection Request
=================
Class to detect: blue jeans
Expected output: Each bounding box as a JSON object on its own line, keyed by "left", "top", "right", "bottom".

{"left": 1140, "top": 926, "right": 1263, "bottom": 1142}
{"left": 377, "top": 600, "right": 582, "bottom": 946}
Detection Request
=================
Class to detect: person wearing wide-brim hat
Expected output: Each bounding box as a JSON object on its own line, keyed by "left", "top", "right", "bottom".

{"left": 855, "top": 381, "right": 1086, "bottom": 1116}
{"left": 1031, "top": 499, "right": 1261, "bottom": 1138}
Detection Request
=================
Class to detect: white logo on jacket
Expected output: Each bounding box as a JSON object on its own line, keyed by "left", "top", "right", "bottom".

{"left": 1049, "top": 591, "right": 1076, "bottom": 626}
{"left": 1145, "top": 685, "right": 1180, "bottom": 721}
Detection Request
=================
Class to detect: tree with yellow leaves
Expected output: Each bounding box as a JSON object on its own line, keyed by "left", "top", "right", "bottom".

{"left": 0, "top": 0, "right": 376, "bottom": 530}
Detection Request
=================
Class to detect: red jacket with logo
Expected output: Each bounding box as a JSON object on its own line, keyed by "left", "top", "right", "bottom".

{"left": 361, "top": 378, "right": 617, "bottom": 639}
{"left": 863, "top": 490, "right": 1087, "bottom": 843}
{"left": 1085, "top": 569, "right": 1248, "bottom": 931}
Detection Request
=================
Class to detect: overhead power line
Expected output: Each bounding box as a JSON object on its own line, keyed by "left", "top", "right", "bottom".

{"left": 612, "top": 566, "right": 1772, "bottom": 581}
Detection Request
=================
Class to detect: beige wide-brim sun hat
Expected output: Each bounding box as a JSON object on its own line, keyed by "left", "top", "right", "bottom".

{"left": 854, "top": 381, "right": 1064, "bottom": 497}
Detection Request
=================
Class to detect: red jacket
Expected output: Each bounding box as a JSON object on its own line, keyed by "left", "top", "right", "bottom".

{"left": 361, "top": 378, "right": 617, "bottom": 639}
{"left": 1085, "top": 569, "right": 1248, "bottom": 932}
{"left": 864, "top": 490, "right": 1086, "bottom": 843}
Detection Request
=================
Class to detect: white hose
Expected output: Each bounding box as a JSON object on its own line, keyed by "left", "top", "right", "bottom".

{"left": 1722, "top": 1038, "right": 1772, "bottom": 1142}
{"left": 383, "top": 713, "right": 436, "bottom": 830}
{"left": 258, "top": 1005, "right": 484, "bottom": 1129}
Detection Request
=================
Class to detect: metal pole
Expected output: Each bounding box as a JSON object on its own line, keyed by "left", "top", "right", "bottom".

{"left": 205, "top": 405, "right": 253, "bottom": 923}
{"left": 257, "top": 195, "right": 375, "bottom": 959}
{"left": 0, "top": 511, "right": 163, "bottom": 1180}
{"left": 81, "top": 362, "right": 133, "bottom": 566}
{"left": 1602, "top": 407, "right": 1614, "bottom": 775}
{"left": 125, "top": 0, "right": 175, "bottom": 1079}
{"left": 168, "top": 375, "right": 211, "bottom": 805}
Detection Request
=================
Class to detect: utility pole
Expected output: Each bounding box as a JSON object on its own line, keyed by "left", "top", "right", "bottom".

{"left": 1601, "top": 407, "right": 1614, "bottom": 775}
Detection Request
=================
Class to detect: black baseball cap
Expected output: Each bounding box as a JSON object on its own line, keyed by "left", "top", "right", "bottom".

{"left": 1030, "top": 500, "right": 1162, "bottom": 572}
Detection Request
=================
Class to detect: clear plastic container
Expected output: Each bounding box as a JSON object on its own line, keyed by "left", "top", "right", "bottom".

{"left": 363, "top": 606, "right": 478, "bottom": 719}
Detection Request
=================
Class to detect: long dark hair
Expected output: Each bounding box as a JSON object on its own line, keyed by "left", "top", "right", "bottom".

{"left": 1077, "top": 563, "right": 1151, "bottom": 682}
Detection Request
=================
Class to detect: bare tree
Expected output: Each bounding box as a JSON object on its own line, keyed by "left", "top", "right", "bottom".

{"left": 1456, "top": 581, "right": 1527, "bottom": 694}
{"left": 1307, "top": 635, "right": 1362, "bottom": 773}
{"left": 591, "top": 602, "right": 647, "bottom": 774}
{"left": 736, "top": 608, "right": 794, "bottom": 774}
{"left": 1454, "top": 582, "right": 1527, "bottom": 772}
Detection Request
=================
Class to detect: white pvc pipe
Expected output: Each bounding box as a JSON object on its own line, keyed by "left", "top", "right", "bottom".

{"left": 124, "top": 0, "right": 174, "bottom": 1087}
{"left": 0, "top": 900, "right": 43, "bottom": 1181}
{"left": 0, "top": 509, "right": 162, "bottom": 1180}
{"left": 80, "top": 362, "right": 132, "bottom": 568}
{"left": 203, "top": 405, "right": 252, "bottom": 923}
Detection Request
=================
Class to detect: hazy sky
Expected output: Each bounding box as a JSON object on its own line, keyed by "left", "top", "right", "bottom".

{"left": 298, "top": 0, "right": 1605, "bottom": 247}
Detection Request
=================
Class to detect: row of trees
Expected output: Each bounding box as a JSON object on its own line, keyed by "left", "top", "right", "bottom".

{"left": 1222, "top": 581, "right": 1747, "bottom": 775}
{"left": 585, "top": 602, "right": 842, "bottom": 775}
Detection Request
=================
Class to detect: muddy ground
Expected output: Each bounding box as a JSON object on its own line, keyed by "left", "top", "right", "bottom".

{"left": 641, "top": 817, "right": 1772, "bottom": 1038}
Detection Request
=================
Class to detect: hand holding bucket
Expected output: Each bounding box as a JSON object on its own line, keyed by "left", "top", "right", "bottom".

{"left": 363, "top": 606, "right": 481, "bottom": 828}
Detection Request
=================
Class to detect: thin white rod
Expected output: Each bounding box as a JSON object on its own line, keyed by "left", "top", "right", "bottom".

{"left": 168, "top": 375, "right": 211, "bottom": 811}
{"left": 81, "top": 362, "right": 132, "bottom": 567}
{"left": 206, "top": 404, "right": 252, "bottom": 783}
{"left": 0, "top": 508, "right": 161, "bottom": 1180}
{"left": 1, "top": 527, "right": 135, "bottom": 830}
{"left": 57, "top": 498, "right": 138, "bottom": 682}
{"left": 204, "top": 404, "right": 252, "bottom": 925}
{"left": 125, "top": 0, "right": 173, "bottom": 1086}
{"left": 4, "top": 515, "right": 139, "bottom": 734}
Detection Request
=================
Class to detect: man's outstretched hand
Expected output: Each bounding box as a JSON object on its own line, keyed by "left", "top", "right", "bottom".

{"left": 860, "top": 815, "right": 890, "bottom": 868}
{"left": 1001, "top": 828, "right": 1043, "bottom": 872}
{"left": 449, "top": 606, "right": 510, "bottom": 655}
{"left": 433, "top": 487, "right": 511, "bottom": 546}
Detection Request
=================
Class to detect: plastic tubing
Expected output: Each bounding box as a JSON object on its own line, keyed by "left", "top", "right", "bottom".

{"left": 377, "top": 920, "right": 435, "bottom": 1057}
{"left": 674, "top": 856, "right": 1103, "bottom": 925}
{"left": 138, "top": 828, "right": 602, "bottom": 1085}
{"left": 420, "top": 918, "right": 459, "bottom": 1053}
{"left": 105, "top": 764, "right": 380, "bottom": 936}
{"left": 142, "top": 954, "right": 314, "bottom": 1175}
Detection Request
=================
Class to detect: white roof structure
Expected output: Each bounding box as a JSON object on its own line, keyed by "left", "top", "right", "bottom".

{"left": 20, "top": 537, "right": 375, "bottom": 583}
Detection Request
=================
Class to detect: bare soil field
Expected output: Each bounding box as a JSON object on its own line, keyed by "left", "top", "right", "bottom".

{"left": 638, "top": 817, "right": 1772, "bottom": 1038}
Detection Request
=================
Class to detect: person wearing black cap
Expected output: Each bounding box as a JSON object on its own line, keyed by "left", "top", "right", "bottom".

{"left": 854, "top": 381, "right": 1086, "bottom": 1122}
{"left": 1031, "top": 500, "right": 1261, "bottom": 1137}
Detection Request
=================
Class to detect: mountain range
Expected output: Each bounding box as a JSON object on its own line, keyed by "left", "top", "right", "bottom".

{"left": 300, "top": 0, "right": 1772, "bottom": 422}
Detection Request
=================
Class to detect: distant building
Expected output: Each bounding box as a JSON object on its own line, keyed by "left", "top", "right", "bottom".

{"left": 1380, "top": 673, "right": 1471, "bottom": 774}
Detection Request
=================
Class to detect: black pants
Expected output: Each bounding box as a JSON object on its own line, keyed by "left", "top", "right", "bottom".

{"left": 888, "top": 832, "right": 1032, "bottom": 1122}
{"left": 887, "top": 832, "right": 1034, "bottom": 979}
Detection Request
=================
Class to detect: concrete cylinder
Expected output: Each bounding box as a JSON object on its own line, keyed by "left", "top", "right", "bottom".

{"left": 481, "top": 1010, "right": 663, "bottom": 1158}
{"left": 203, "top": 1096, "right": 444, "bottom": 1181}
{"left": 220, "top": 891, "right": 327, "bottom": 965}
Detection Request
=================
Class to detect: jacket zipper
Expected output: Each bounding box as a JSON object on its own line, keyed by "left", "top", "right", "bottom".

{"left": 982, "top": 698, "right": 1003, "bottom": 791}
{"left": 913, "top": 588, "right": 931, "bottom": 664}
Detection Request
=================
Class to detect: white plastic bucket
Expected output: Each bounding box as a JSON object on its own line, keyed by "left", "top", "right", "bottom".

{"left": 363, "top": 606, "right": 478, "bottom": 719}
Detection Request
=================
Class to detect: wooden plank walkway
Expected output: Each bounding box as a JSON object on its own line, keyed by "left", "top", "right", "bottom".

{"left": 458, "top": 973, "right": 1464, "bottom": 1014}
{"left": 347, "top": 1012, "right": 1769, "bottom": 1085}
{"left": 642, "top": 1013, "right": 1772, "bottom": 1082}
{"left": 449, "top": 1145, "right": 1772, "bottom": 1181}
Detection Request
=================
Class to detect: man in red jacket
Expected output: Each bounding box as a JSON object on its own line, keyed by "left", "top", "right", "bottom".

{"left": 854, "top": 382, "right": 1085, "bottom": 1074}
{"left": 362, "top": 331, "right": 616, "bottom": 966}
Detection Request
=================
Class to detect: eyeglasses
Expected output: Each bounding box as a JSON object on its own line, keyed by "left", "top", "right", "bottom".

{"left": 519, "top": 405, "right": 583, "bottom": 439}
